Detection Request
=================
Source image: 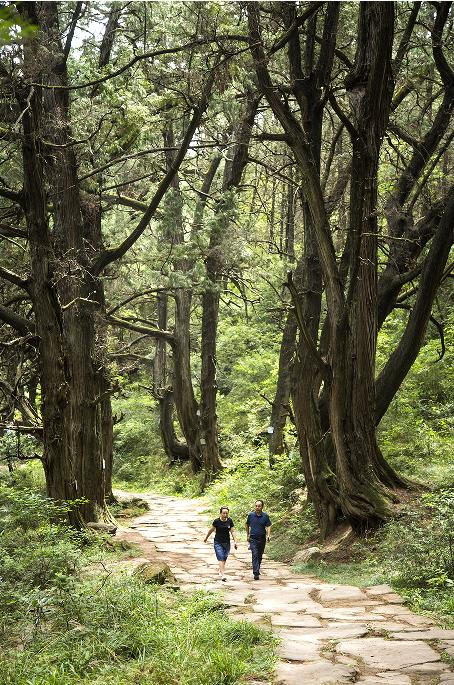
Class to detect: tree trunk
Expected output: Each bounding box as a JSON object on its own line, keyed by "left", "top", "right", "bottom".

{"left": 82, "top": 195, "right": 114, "bottom": 503}
{"left": 268, "top": 309, "right": 296, "bottom": 462}
{"left": 200, "top": 248, "right": 223, "bottom": 479}
{"left": 159, "top": 389, "right": 191, "bottom": 461}
{"left": 328, "top": 3, "right": 403, "bottom": 528}
{"left": 20, "top": 3, "right": 108, "bottom": 523}
{"left": 153, "top": 291, "right": 190, "bottom": 462}
{"left": 173, "top": 288, "right": 203, "bottom": 471}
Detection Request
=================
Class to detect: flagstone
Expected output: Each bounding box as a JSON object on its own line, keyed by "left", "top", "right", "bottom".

{"left": 274, "top": 660, "right": 356, "bottom": 685}
{"left": 318, "top": 585, "right": 368, "bottom": 603}
{"left": 271, "top": 613, "right": 322, "bottom": 628}
{"left": 278, "top": 638, "right": 322, "bottom": 661}
{"left": 336, "top": 637, "right": 441, "bottom": 670}
{"left": 277, "top": 623, "right": 369, "bottom": 640}
{"left": 390, "top": 629, "right": 454, "bottom": 640}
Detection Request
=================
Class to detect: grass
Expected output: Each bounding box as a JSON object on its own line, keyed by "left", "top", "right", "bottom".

{"left": 1, "top": 555, "right": 277, "bottom": 685}
{"left": 0, "top": 471, "right": 276, "bottom": 685}
{"left": 292, "top": 559, "right": 388, "bottom": 588}
{"left": 1, "top": 578, "right": 276, "bottom": 685}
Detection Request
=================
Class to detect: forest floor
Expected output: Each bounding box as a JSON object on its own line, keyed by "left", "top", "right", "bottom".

{"left": 115, "top": 490, "right": 454, "bottom": 685}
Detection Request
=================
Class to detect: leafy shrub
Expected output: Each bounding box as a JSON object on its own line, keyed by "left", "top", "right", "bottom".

{"left": 380, "top": 489, "right": 454, "bottom": 589}
{"left": 111, "top": 388, "right": 201, "bottom": 495}
{"left": 0, "top": 481, "right": 84, "bottom": 635}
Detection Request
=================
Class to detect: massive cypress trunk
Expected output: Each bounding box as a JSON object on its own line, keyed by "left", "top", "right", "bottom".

{"left": 19, "top": 3, "right": 110, "bottom": 522}
{"left": 248, "top": 1, "right": 417, "bottom": 535}
{"left": 20, "top": 80, "right": 75, "bottom": 518}
{"left": 327, "top": 3, "right": 405, "bottom": 526}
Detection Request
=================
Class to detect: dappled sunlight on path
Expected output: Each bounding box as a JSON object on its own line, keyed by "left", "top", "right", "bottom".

{"left": 122, "top": 492, "right": 454, "bottom": 685}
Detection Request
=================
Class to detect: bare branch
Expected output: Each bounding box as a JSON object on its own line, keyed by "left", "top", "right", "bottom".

{"left": 0, "top": 266, "right": 29, "bottom": 291}
{"left": 269, "top": 2, "right": 324, "bottom": 56}
{"left": 0, "top": 304, "right": 35, "bottom": 337}
{"left": 63, "top": 2, "right": 83, "bottom": 60}
{"left": 393, "top": 2, "right": 421, "bottom": 77}
{"left": 107, "top": 315, "right": 175, "bottom": 345}
{"left": 0, "top": 223, "right": 28, "bottom": 239}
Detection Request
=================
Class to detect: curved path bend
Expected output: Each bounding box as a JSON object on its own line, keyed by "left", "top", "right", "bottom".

{"left": 122, "top": 492, "right": 454, "bottom": 685}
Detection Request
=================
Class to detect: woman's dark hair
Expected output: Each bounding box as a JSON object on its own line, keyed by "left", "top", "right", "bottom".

{"left": 220, "top": 506, "right": 229, "bottom": 513}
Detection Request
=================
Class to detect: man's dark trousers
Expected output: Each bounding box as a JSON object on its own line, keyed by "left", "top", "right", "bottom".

{"left": 250, "top": 537, "right": 266, "bottom": 576}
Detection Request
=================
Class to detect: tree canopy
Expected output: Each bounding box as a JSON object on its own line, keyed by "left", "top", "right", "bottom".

{"left": 0, "top": 1, "right": 452, "bottom": 533}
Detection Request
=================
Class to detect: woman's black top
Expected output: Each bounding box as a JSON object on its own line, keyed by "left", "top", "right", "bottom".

{"left": 212, "top": 517, "right": 234, "bottom": 543}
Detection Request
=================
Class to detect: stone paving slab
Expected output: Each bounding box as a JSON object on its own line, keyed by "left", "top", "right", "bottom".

{"left": 274, "top": 660, "right": 357, "bottom": 684}
{"left": 120, "top": 490, "right": 452, "bottom": 685}
{"left": 335, "top": 637, "right": 441, "bottom": 669}
{"left": 271, "top": 613, "right": 322, "bottom": 628}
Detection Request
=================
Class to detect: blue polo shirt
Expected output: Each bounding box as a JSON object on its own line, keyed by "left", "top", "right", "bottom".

{"left": 246, "top": 511, "right": 272, "bottom": 540}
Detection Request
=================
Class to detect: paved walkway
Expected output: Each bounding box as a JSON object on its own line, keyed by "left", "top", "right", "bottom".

{"left": 125, "top": 492, "right": 454, "bottom": 685}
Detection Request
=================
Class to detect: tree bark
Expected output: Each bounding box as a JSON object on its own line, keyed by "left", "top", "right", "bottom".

{"left": 268, "top": 311, "right": 297, "bottom": 461}
{"left": 249, "top": 1, "right": 408, "bottom": 535}
{"left": 18, "top": 3, "right": 110, "bottom": 523}
{"left": 159, "top": 389, "right": 191, "bottom": 461}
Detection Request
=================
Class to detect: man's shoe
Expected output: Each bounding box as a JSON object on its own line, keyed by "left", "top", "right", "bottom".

{"left": 253, "top": 574, "right": 260, "bottom": 580}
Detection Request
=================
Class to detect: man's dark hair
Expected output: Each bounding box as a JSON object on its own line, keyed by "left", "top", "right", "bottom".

{"left": 255, "top": 499, "right": 264, "bottom": 507}
{"left": 220, "top": 506, "right": 229, "bottom": 513}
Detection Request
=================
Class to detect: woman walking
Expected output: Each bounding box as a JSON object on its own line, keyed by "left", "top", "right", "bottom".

{"left": 204, "top": 506, "right": 238, "bottom": 581}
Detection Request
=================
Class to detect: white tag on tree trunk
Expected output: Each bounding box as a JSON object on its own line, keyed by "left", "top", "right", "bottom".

{"left": 102, "top": 459, "right": 105, "bottom": 470}
{"left": 200, "top": 438, "right": 206, "bottom": 445}
{"left": 267, "top": 426, "right": 274, "bottom": 434}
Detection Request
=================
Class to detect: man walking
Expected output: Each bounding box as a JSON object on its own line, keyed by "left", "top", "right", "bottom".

{"left": 246, "top": 499, "right": 272, "bottom": 580}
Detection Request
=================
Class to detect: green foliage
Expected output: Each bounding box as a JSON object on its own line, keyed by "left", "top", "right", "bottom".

{"left": 0, "top": 6, "right": 36, "bottom": 44}
{"left": 377, "top": 310, "right": 454, "bottom": 486}
{"left": 111, "top": 387, "right": 200, "bottom": 496}
{"left": 0, "top": 478, "right": 81, "bottom": 637}
{"left": 380, "top": 490, "right": 454, "bottom": 590}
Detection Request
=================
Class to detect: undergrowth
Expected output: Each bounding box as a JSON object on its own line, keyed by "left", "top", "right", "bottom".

{"left": 0, "top": 472, "right": 276, "bottom": 685}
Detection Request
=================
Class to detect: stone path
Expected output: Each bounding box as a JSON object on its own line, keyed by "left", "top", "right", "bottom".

{"left": 124, "top": 492, "right": 454, "bottom": 685}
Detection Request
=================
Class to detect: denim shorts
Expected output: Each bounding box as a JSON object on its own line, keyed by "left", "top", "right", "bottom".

{"left": 214, "top": 541, "right": 230, "bottom": 561}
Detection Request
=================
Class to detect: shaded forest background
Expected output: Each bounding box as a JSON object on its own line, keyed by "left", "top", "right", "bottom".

{"left": 0, "top": 2, "right": 453, "bottom": 680}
